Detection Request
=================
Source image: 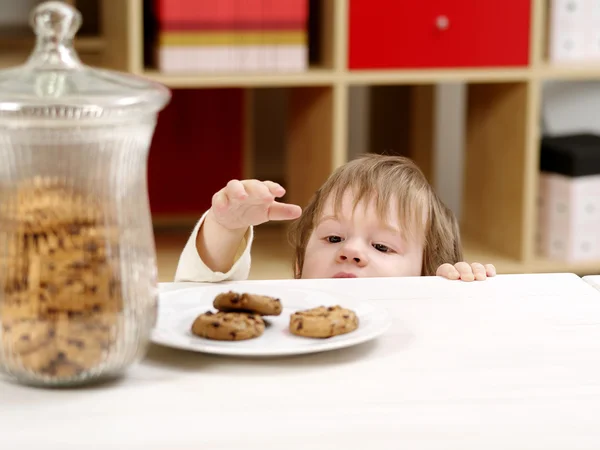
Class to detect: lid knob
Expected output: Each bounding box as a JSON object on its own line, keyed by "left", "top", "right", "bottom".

{"left": 25, "top": 1, "right": 83, "bottom": 70}
{"left": 30, "top": 1, "right": 82, "bottom": 42}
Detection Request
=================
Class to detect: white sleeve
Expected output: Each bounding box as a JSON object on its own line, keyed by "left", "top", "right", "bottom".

{"left": 173, "top": 210, "right": 253, "bottom": 283}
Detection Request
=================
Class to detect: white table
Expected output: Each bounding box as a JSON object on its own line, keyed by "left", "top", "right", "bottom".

{"left": 583, "top": 275, "right": 600, "bottom": 291}
{"left": 2, "top": 273, "right": 600, "bottom": 449}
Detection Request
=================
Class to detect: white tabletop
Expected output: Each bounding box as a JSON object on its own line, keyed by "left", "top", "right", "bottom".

{"left": 2, "top": 273, "right": 600, "bottom": 449}
{"left": 583, "top": 275, "right": 600, "bottom": 291}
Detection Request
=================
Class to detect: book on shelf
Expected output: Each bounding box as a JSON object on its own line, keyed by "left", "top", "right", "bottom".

{"left": 155, "top": 0, "right": 309, "bottom": 73}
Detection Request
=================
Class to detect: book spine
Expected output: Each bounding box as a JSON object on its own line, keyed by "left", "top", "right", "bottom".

{"left": 156, "top": 0, "right": 308, "bottom": 73}
{"left": 157, "top": 0, "right": 236, "bottom": 72}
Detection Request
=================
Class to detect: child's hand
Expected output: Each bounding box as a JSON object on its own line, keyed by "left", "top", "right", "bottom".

{"left": 211, "top": 179, "right": 302, "bottom": 231}
{"left": 436, "top": 262, "right": 496, "bottom": 281}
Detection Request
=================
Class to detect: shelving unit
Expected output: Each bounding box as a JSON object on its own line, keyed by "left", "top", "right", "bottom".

{"left": 1, "top": 0, "right": 599, "bottom": 276}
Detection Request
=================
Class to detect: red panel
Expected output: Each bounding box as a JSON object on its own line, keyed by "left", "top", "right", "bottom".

{"left": 349, "top": 0, "right": 437, "bottom": 69}
{"left": 469, "top": 0, "right": 531, "bottom": 66}
{"left": 348, "top": 0, "right": 530, "bottom": 69}
{"left": 432, "top": 0, "right": 476, "bottom": 67}
{"left": 147, "top": 89, "right": 244, "bottom": 216}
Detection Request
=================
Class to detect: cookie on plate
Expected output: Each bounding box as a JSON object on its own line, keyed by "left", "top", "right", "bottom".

{"left": 213, "top": 291, "right": 282, "bottom": 316}
{"left": 289, "top": 305, "right": 359, "bottom": 338}
{"left": 191, "top": 310, "right": 265, "bottom": 341}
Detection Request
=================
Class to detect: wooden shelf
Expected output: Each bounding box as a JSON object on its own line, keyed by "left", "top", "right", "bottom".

{"left": 141, "top": 68, "right": 337, "bottom": 88}
{"left": 538, "top": 64, "right": 600, "bottom": 80}
{"left": 141, "top": 67, "right": 534, "bottom": 88}
{"left": 345, "top": 67, "right": 532, "bottom": 84}
{"left": 74, "top": 37, "right": 105, "bottom": 52}
{"left": 0, "top": 26, "right": 104, "bottom": 51}
{"left": 138, "top": 68, "right": 539, "bottom": 88}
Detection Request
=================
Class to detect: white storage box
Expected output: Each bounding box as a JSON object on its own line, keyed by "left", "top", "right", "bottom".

{"left": 537, "top": 134, "right": 600, "bottom": 261}
{"left": 548, "top": 0, "right": 600, "bottom": 63}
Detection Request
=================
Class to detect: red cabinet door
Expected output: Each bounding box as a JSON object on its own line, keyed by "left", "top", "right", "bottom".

{"left": 468, "top": 0, "right": 531, "bottom": 66}
{"left": 349, "top": 1, "right": 438, "bottom": 69}
{"left": 348, "top": 0, "right": 530, "bottom": 69}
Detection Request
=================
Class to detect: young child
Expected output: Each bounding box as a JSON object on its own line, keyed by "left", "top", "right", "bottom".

{"left": 175, "top": 154, "right": 496, "bottom": 283}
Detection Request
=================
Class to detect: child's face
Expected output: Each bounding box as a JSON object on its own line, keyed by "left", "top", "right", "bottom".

{"left": 301, "top": 190, "right": 425, "bottom": 279}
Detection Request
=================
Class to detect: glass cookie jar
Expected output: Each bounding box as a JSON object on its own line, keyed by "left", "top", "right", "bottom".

{"left": 0, "top": 2, "right": 171, "bottom": 387}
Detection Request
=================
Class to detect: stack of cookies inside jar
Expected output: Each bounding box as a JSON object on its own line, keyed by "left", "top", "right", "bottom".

{"left": 0, "top": 177, "right": 123, "bottom": 382}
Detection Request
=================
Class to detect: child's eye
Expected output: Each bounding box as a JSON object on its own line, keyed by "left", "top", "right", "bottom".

{"left": 373, "top": 243, "right": 391, "bottom": 253}
{"left": 326, "top": 235, "right": 342, "bottom": 244}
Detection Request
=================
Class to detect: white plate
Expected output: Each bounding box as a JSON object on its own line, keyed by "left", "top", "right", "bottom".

{"left": 151, "top": 282, "right": 392, "bottom": 357}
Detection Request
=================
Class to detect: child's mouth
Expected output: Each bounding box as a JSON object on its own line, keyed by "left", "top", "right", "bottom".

{"left": 332, "top": 272, "right": 357, "bottom": 278}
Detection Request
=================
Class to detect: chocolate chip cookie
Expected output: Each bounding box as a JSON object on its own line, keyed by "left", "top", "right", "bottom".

{"left": 4, "top": 176, "right": 103, "bottom": 234}
{"left": 213, "top": 291, "right": 282, "bottom": 316}
{"left": 289, "top": 305, "right": 359, "bottom": 338}
{"left": 191, "top": 310, "right": 265, "bottom": 341}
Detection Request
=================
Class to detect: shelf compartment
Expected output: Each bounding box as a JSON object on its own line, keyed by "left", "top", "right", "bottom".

{"left": 462, "top": 81, "right": 532, "bottom": 261}
{"left": 144, "top": 0, "right": 333, "bottom": 75}
{"left": 148, "top": 88, "right": 245, "bottom": 223}
{"left": 150, "top": 85, "right": 337, "bottom": 228}
{"left": 355, "top": 84, "right": 435, "bottom": 183}
{"left": 286, "top": 86, "right": 337, "bottom": 207}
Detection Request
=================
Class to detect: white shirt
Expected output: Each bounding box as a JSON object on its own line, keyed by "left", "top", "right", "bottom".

{"left": 174, "top": 210, "right": 254, "bottom": 282}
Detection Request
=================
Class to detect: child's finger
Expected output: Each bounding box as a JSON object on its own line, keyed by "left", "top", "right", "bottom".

{"left": 225, "top": 179, "right": 248, "bottom": 200}
{"left": 471, "top": 262, "right": 487, "bottom": 281}
{"left": 454, "top": 261, "right": 474, "bottom": 281}
{"left": 211, "top": 190, "right": 228, "bottom": 210}
{"left": 436, "top": 263, "right": 459, "bottom": 280}
{"left": 485, "top": 264, "right": 496, "bottom": 277}
{"left": 243, "top": 179, "right": 273, "bottom": 201}
{"left": 263, "top": 180, "right": 286, "bottom": 197}
{"left": 267, "top": 202, "right": 302, "bottom": 221}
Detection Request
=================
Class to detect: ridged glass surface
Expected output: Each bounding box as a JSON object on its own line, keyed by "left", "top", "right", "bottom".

{"left": 0, "top": 2, "right": 169, "bottom": 387}
{"left": 0, "top": 120, "right": 159, "bottom": 386}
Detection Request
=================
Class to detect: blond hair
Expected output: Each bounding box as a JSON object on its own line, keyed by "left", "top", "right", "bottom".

{"left": 288, "top": 154, "right": 463, "bottom": 277}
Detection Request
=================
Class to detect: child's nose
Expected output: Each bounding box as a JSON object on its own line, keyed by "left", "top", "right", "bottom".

{"left": 336, "top": 243, "right": 367, "bottom": 266}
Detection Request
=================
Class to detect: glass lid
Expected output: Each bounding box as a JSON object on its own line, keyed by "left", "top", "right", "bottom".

{"left": 0, "top": 1, "right": 170, "bottom": 122}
